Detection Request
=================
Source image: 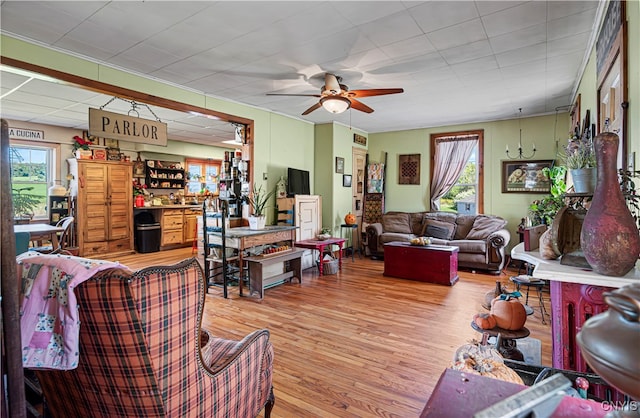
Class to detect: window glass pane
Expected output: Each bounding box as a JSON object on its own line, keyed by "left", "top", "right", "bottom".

{"left": 440, "top": 149, "right": 478, "bottom": 214}
{"left": 10, "top": 145, "right": 51, "bottom": 219}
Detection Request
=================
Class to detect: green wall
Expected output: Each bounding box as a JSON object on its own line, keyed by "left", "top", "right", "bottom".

{"left": 1, "top": 35, "right": 315, "bottom": 224}
{"left": 573, "top": 0, "right": 640, "bottom": 169}
{"left": 368, "top": 113, "right": 570, "bottom": 243}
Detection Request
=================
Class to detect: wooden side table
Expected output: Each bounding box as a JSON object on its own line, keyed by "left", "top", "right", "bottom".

{"left": 340, "top": 223, "right": 359, "bottom": 261}
{"left": 294, "top": 237, "right": 346, "bottom": 276}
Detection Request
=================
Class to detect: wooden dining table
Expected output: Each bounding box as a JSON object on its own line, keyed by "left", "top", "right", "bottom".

{"left": 14, "top": 223, "right": 64, "bottom": 249}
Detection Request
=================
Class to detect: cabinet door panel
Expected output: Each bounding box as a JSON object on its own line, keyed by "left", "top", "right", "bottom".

{"left": 81, "top": 164, "right": 108, "bottom": 243}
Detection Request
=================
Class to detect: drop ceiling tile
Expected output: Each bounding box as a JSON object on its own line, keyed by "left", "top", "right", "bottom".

{"left": 333, "top": 1, "right": 408, "bottom": 26}
{"left": 547, "top": 9, "right": 596, "bottom": 41}
{"left": 358, "top": 10, "right": 423, "bottom": 47}
{"left": 489, "top": 23, "right": 547, "bottom": 54}
{"left": 547, "top": 1, "right": 598, "bottom": 21}
{"left": 427, "top": 18, "right": 487, "bottom": 50}
{"left": 379, "top": 35, "right": 436, "bottom": 60}
{"left": 548, "top": 32, "right": 591, "bottom": 58}
{"left": 495, "top": 42, "right": 546, "bottom": 68}
{"left": 440, "top": 40, "right": 493, "bottom": 65}
{"left": 475, "top": 1, "right": 527, "bottom": 17}
{"left": 482, "top": 2, "right": 546, "bottom": 38}
{"left": 410, "top": 1, "right": 479, "bottom": 33}
{"left": 273, "top": 3, "right": 354, "bottom": 47}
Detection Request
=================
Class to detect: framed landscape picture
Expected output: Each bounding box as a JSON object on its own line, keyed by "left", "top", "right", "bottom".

{"left": 502, "top": 160, "right": 554, "bottom": 193}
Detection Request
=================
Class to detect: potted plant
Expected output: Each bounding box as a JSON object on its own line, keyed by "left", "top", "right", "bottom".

{"left": 563, "top": 137, "right": 596, "bottom": 193}
{"left": 528, "top": 166, "right": 567, "bottom": 226}
{"left": 248, "top": 184, "right": 276, "bottom": 229}
{"left": 12, "top": 186, "right": 44, "bottom": 221}
{"left": 317, "top": 227, "right": 332, "bottom": 240}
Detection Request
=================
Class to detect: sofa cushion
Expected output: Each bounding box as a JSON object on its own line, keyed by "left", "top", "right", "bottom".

{"left": 380, "top": 232, "right": 415, "bottom": 244}
{"left": 421, "top": 219, "right": 456, "bottom": 240}
{"left": 427, "top": 212, "right": 458, "bottom": 225}
{"left": 382, "top": 212, "right": 412, "bottom": 234}
{"left": 450, "top": 239, "right": 487, "bottom": 254}
{"left": 454, "top": 215, "right": 477, "bottom": 240}
{"left": 466, "top": 216, "right": 507, "bottom": 240}
{"left": 409, "top": 212, "right": 428, "bottom": 235}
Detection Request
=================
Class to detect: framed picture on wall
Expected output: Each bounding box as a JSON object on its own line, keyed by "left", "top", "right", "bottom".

{"left": 502, "top": 160, "right": 554, "bottom": 193}
{"left": 343, "top": 174, "right": 352, "bottom": 187}
{"left": 336, "top": 157, "right": 345, "bottom": 174}
{"left": 398, "top": 154, "right": 420, "bottom": 184}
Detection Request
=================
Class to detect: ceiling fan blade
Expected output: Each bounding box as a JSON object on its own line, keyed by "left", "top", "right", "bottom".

{"left": 266, "top": 93, "right": 322, "bottom": 97}
{"left": 349, "top": 98, "right": 374, "bottom": 114}
{"left": 324, "top": 73, "right": 342, "bottom": 94}
{"left": 348, "top": 88, "right": 404, "bottom": 98}
{"left": 302, "top": 101, "right": 323, "bottom": 115}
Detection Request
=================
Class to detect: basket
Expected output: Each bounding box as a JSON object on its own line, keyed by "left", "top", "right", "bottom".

{"left": 319, "top": 257, "right": 339, "bottom": 275}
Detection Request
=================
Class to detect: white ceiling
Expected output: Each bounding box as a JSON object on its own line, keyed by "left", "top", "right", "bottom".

{"left": 0, "top": 1, "right": 604, "bottom": 145}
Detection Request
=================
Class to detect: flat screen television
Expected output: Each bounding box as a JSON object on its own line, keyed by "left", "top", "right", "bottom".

{"left": 287, "top": 167, "right": 310, "bottom": 196}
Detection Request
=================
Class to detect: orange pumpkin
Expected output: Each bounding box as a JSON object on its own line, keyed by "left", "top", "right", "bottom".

{"left": 473, "top": 313, "right": 497, "bottom": 330}
{"left": 344, "top": 212, "right": 356, "bottom": 225}
{"left": 490, "top": 296, "right": 527, "bottom": 330}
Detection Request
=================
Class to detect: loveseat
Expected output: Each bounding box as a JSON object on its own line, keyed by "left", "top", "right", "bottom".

{"left": 366, "top": 211, "right": 511, "bottom": 274}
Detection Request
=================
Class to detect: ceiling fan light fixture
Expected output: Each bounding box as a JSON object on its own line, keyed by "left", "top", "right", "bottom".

{"left": 320, "top": 96, "right": 351, "bottom": 114}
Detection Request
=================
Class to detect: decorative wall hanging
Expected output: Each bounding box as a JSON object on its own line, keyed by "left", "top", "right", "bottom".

{"left": 353, "top": 133, "right": 367, "bottom": 146}
{"left": 343, "top": 174, "right": 352, "bottom": 187}
{"left": 335, "top": 157, "right": 344, "bottom": 174}
{"left": 398, "top": 154, "right": 420, "bottom": 185}
{"left": 502, "top": 160, "right": 554, "bottom": 193}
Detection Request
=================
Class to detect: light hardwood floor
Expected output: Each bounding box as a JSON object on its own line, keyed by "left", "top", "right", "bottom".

{"left": 107, "top": 248, "right": 552, "bottom": 418}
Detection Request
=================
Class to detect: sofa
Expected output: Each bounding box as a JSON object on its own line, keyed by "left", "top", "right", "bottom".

{"left": 366, "top": 211, "right": 511, "bottom": 274}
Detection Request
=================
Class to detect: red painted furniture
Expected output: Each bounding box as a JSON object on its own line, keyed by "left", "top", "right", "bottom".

{"left": 294, "top": 237, "right": 345, "bottom": 275}
{"left": 383, "top": 242, "right": 459, "bottom": 285}
{"left": 421, "top": 369, "right": 609, "bottom": 417}
{"left": 512, "top": 242, "right": 638, "bottom": 402}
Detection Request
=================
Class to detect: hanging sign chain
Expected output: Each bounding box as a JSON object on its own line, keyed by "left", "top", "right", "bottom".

{"left": 99, "top": 96, "right": 162, "bottom": 122}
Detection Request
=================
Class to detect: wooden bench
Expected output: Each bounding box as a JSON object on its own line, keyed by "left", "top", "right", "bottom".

{"left": 245, "top": 248, "right": 305, "bottom": 299}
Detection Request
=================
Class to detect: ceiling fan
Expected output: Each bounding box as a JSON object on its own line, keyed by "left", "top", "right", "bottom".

{"left": 266, "top": 73, "right": 404, "bottom": 115}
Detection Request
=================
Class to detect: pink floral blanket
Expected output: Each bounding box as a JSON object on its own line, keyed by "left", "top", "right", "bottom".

{"left": 17, "top": 252, "right": 129, "bottom": 370}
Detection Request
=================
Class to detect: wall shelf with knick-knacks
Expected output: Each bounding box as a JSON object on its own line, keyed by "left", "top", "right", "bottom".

{"left": 145, "top": 160, "right": 185, "bottom": 189}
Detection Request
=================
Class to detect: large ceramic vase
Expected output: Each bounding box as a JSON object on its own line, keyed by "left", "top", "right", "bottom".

{"left": 580, "top": 132, "right": 640, "bottom": 276}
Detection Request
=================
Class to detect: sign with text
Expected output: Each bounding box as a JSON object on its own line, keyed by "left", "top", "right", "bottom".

{"left": 9, "top": 127, "right": 44, "bottom": 141}
{"left": 89, "top": 107, "right": 167, "bottom": 146}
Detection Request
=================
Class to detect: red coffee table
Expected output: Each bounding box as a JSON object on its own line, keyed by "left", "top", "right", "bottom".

{"left": 294, "top": 237, "right": 346, "bottom": 275}
{"left": 383, "top": 241, "right": 459, "bottom": 285}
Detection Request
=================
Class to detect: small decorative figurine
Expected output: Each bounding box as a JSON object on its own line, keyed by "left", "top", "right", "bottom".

{"left": 276, "top": 176, "right": 287, "bottom": 198}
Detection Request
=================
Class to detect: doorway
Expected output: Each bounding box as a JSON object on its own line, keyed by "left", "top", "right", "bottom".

{"left": 352, "top": 147, "right": 367, "bottom": 251}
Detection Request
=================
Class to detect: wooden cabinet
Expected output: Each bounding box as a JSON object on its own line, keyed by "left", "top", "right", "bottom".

{"left": 183, "top": 208, "right": 201, "bottom": 243}
{"left": 76, "top": 160, "right": 134, "bottom": 257}
{"left": 161, "top": 209, "right": 184, "bottom": 246}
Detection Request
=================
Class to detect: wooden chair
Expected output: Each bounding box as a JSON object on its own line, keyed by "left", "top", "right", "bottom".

{"left": 30, "top": 216, "right": 74, "bottom": 254}
{"left": 29, "top": 257, "right": 274, "bottom": 417}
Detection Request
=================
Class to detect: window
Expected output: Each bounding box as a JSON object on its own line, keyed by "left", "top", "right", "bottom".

{"left": 430, "top": 130, "right": 484, "bottom": 214}
{"left": 10, "top": 142, "right": 58, "bottom": 220}
{"left": 185, "top": 158, "right": 221, "bottom": 195}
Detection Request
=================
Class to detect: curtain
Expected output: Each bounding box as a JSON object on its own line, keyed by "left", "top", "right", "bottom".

{"left": 430, "top": 135, "right": 477, "bottom": 211}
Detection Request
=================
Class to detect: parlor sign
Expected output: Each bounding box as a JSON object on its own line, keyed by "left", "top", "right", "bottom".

{"left": 89, "top": 107, "right": 168, "bottom": 146}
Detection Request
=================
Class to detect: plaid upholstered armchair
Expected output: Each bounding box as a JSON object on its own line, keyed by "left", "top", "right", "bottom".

{"left": 31, "top": 257, "right": 274, "bottom": 417}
